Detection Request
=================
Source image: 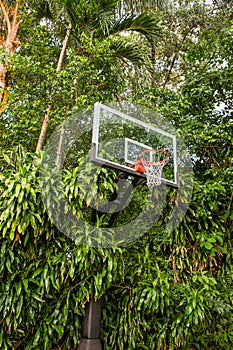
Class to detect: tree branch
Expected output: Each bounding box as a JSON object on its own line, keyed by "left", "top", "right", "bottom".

{"left": 162, "top": 53, "right": 177, "bottom": 91}
{"left": 0, "top": 1, "right": 11, "bottom": 35}
{"left": 56, "top": 22, "right": 72, "bottom": 73}
{"left": 12, "top": 0, "right": 22, "bottom": 32}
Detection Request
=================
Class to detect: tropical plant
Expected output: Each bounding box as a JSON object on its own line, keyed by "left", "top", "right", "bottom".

{"left": 35, "top": 0, "right": 162, "bottom": 152}
{"left": 0, "top": 1, "right": 233, "bottom": 349}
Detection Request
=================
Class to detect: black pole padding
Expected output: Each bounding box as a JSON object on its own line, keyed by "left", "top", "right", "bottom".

{"left": 78, "top": 175, "right": 144, "bottom": 350}
{"left": 82, "top": 297, "right": 102, "bottom": 339}
{"left": 77, "top": 296, "right": 102, "bottom": 350}
{"left": 77, "top": 339, "right": 102, "bottom": 350}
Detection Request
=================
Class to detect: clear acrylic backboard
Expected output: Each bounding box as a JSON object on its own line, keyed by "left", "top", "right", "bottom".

{"left": 90, "top": 102, "right": 179, "bottom": 188}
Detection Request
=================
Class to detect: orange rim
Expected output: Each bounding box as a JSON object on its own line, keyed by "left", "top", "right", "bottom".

{"left": 139, "top": 149, "right": 170, "bottom": 165}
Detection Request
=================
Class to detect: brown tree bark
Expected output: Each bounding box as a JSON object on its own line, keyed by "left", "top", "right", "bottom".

{"left": 0, "top": 0, "right": 22, "bottom": 112}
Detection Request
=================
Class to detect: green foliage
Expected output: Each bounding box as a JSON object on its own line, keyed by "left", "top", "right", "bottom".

{"left": 0, "top": 139, "right": 232, "bottom": 349}
{"left": 0, "top": 1, "right": 233, "bottom": 349}
{"left": 0, "top": 152, "right": 125, "bottom": 349}
{"left": 101, "top": 259, "right": 233, "bottom": 349}
{"left": 0, "top": 31, "right": 126, "bottom": 152}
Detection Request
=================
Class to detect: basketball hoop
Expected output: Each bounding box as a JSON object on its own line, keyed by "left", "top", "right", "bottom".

{"left": 135, "top": 149, "right": 170, "bottom": 187}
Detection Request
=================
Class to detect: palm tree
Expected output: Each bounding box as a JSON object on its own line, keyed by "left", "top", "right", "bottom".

{"left": 35, "top": 0, "right": 162, "bottom": 152}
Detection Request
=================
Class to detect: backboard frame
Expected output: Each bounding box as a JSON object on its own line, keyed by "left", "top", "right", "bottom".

{"left": 90, "top": 102, "right": 179, "bottom": 188}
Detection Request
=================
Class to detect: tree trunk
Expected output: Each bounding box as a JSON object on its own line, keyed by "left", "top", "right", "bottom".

{"left": 35, "top": 23, "right": 72, "bottom": 153}
{"left": 150, "top": 44, "right": 157, "bottom": 88}
{"left": 35, "top": 105, "right": 52, "bottom": 153}
{"left": 0, "top": 0, "right": 22, "bottom": 112}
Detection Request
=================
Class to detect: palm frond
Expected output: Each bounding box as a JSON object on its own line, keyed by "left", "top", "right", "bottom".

{"left": 26, "top": 1, "right": 49, "bottom": 19}
{"left": 108, "top": 12, "right": 161, "bottom": 45}
{"left": 63, "top": 0, "right": 119, "bottom": 36}
{"left": 111, "top": 38, "right": 148, "bottom": 66}
{"left": 93, "top": 0, "right": 120, "bottom": 36}
{"left": 118, "top": 0, "right": 165, "bottom": 15}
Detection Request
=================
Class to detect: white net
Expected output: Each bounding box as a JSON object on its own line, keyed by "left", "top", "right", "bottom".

{"left": 141, "top": 161, "right": 165, "bottom": 187}
{"left": 137, "top": 149, "right": 170, "bottom": 187}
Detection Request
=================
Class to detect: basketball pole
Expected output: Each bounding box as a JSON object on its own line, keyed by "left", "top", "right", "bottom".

{"left": 77, "top": 175, "right": 143, "bottom": 350}
{"left": 77, "top": 296, "right": 102, "bottom": 350}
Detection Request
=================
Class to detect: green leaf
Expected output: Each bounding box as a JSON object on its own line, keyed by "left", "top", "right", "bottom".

{"left": 51, "top": 324, "right": 64, "bottom": 339}
{"left": 31, "top": 293, "right": 45, "bottom": 303}
{"left": 32, "top": 328, "right": 41, "bottom": 347}
{"left": 204, "top": 242, "right": 213, "bottom": 250}
{"left": 16, "top": 295, "right": 24, "bottom": 319}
